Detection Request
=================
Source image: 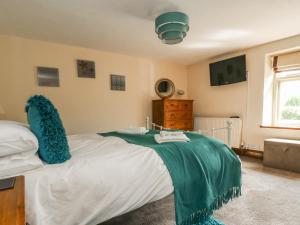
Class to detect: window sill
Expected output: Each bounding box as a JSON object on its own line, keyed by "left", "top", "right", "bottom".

{"left": 260, "top": 125, "right": 300, "bottom": 131}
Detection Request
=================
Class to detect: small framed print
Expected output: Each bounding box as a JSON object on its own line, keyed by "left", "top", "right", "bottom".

{"left": 37, "top": 66, "right": 60, "bottom": 87}
{"left": 110, "top": 74, "right": 126, "bottom": 91}
{"left": 77, "top": 59, "right": 95, "bottom": 78}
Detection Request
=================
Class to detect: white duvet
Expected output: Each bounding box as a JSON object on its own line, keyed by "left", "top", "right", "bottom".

{"left": 25, "top": 134, "right": 173, "bottom": 225}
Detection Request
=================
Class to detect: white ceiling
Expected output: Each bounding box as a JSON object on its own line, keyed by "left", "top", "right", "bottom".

{"left": 0, "top": 0, "right": 300, "bottom": 65}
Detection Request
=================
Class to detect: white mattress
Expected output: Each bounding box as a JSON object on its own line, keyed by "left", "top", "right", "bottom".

{"left": 25, "top": 134, "right": 173, "bottom": 225}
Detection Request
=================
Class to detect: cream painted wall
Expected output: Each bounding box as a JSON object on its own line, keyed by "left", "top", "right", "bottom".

{"left": 0, "top": 36, "right": 187, "bottom": 134}
{"left": 188, "top": 35, "right": 300, "bottom": 151}
{"left": 2, "top": 34, "right": 299, "bottom": 148}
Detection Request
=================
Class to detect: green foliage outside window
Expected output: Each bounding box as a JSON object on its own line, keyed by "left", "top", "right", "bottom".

{"left": 281, "top": 96, "right": 300, "bottom": 120}
{"left": 285, "top": 97, "right": 300, "bottom": 107}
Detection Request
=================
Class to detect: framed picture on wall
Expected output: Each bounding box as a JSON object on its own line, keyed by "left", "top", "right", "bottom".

{"left": 77, "top": 59, "right": 96, "bottom": 78}
{"left": 37, "top": 66, "right": 60, "bottom": 87}
{"left": 110, "top": 74, "right": 126, "bottom": 91}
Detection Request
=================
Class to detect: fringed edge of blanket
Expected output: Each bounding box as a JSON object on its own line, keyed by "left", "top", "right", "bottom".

{"left": 180, "top": 186, "right": 241, "bottom": 225}
{"left": 201, "top": 216, "right": 225, "bottom": 225}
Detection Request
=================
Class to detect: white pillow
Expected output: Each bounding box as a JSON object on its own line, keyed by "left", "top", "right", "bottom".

{"left": 0, "top": 120, "right": 29, "bottom": 127}
{"left": 0, "top": 121, "right": 38, "bottom": 157}
{"left": 0, "top": 153, "right": 43, "bottom": 179}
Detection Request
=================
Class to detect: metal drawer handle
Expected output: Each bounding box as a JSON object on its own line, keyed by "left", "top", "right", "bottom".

{"left": 282, "top": 147, "right": 289, "bottom": 152}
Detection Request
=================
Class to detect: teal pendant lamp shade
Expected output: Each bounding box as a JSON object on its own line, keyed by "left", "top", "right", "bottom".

{"left": 155, "top": 11, "right": 189, "bottom": 44}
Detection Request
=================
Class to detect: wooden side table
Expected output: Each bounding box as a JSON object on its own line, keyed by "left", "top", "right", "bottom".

{"left": 0, "top": 176, "right": 25, "bottom": 225}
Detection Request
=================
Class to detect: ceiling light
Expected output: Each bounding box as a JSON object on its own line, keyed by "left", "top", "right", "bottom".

{"left": 155, "top": 11, "right": 189, "bottom": 45}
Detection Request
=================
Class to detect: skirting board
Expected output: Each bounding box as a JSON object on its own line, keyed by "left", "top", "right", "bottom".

{"left": 232, "top": 148, "right": 263, "bottom": 160}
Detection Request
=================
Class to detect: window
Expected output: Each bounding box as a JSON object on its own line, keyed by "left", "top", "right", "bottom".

{"left": 273, "top": 52, "right": 300, "bottom": 127}
{"left": 274, "top": 70, "right": 300, "bottom": 126}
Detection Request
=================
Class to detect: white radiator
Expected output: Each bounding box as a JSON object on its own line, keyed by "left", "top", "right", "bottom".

{"left": 194, "top": 117, "right": 242, "bottom": 148}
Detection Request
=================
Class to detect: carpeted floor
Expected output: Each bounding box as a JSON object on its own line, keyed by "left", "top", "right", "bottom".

{"left": 101, "top": 156, "right": 300, "bottom": 225}
{"left": 214, "top": 156, "right": 300, "bottom": 225}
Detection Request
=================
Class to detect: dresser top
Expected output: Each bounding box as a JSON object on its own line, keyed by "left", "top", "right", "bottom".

{"left": 153, "top": 99, "right": 193, "bottom": 102}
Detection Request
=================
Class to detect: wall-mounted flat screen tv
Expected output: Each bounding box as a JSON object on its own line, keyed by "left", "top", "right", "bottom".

{"left": 209, "top": 55, "right": 247, "bottom": 86}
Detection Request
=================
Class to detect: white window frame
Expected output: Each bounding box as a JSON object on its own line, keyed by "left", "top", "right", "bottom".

{"left": 272, "top": 70, "right": 300, "bottom": 127}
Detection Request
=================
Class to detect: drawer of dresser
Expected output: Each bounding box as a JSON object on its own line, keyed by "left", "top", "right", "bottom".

{"left": 164, "top": 120, "right": 193, "bottom": 130}
{"left": 179, "top": 101, "right": 193, "bottom": 111}
{"left": 165, "top": 111, "right": 192, "bottom": 121}
{"left": 164, "top": 101, "right": 180, "bottom": 111}
{"left": 164, "top": 101, "right": 193, "bottom": 111}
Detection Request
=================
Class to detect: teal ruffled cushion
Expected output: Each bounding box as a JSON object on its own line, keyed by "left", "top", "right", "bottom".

{"left": 25, "top": 95, "right": 71, "bottom": 164}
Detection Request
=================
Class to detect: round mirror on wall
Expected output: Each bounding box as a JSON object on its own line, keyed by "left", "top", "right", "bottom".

{"left": 155, "top": 78, "right": 175, "bottom": 99}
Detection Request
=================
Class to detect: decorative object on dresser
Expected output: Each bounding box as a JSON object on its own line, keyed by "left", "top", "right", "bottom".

{"left": 264, "top": 138, "right": 300, "bottom": 173}
{"left": 176, "top": 89, "right": 185, "bottom": 96}
{"left": 152, "top": 99, "right": 193, "bottom": 131}
{"left": 155, "top": 78, "right": 175, "bottom": 99}
{"left": 0, "top": 176, "right": 25, "bottom": 225}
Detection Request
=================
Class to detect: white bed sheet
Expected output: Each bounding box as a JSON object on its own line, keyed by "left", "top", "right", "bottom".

{"left": 25, "top": 134, "right": 173, "bottom": 225}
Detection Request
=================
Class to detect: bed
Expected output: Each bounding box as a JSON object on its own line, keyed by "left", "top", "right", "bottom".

{"left": 22, "top": 130, "right": 240, "bottom": 225}
{"left": 1, "top": 95, "right": 241, "bottom": 225}
{"left": 25, "top": 134, "right": 174, "bottom": 225}
{"left": 1, "top": 128, "right": 241, "bottom": 225}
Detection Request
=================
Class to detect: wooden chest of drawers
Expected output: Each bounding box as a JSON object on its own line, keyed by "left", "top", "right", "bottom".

{"left": 152, "top": 99, "right": 194, "bottom": 131}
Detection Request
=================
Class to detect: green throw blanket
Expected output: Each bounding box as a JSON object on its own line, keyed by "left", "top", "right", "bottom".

{"left": 100, "top": 130, "right": 241, "bottom": 225}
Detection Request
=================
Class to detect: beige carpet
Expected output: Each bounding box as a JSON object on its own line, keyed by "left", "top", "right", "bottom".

{"left": 101, "top": 156, "right": 300, "bottom": 225}
{"left": 214, "top": 156, "right": 300, "bottom": 225}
